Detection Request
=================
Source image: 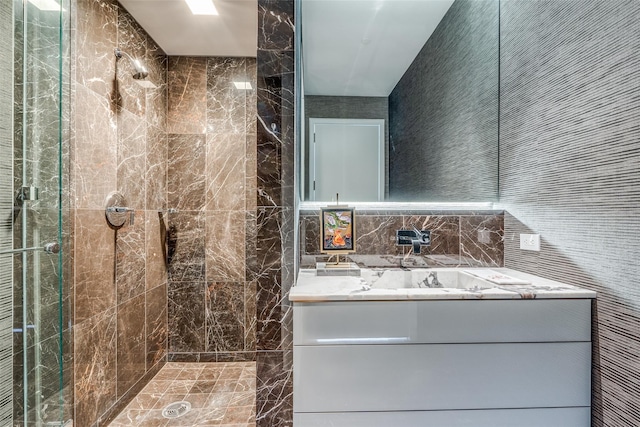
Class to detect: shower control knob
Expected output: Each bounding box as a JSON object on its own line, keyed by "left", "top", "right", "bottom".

{"left": 44, "top": 242, "right": 60, "bottom": 254}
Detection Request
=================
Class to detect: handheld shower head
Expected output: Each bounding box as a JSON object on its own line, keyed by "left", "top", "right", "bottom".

{"left": 114, "top": 48, "right": 156, "bottom": 88}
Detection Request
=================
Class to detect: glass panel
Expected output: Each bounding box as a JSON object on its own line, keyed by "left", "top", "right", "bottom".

{"left": 11, "top": 0, "right": 65, "bottom": 425}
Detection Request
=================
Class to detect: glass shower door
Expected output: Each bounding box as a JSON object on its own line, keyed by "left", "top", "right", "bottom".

{"left": 5, "top": 0, "right": 66, "bottom": 426}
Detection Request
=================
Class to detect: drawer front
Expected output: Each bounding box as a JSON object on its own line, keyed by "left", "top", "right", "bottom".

{"left": 294, "top": 299, "right": 591, "bottom": 344}
{"left": 293, "top": 342, "right": 591, "bottom": 412}
{"left": 294, "top": 407, "right": 591, "bottom": 427}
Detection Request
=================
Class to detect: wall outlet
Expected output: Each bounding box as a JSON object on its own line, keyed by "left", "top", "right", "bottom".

{"left": 520, "top": 233, "right": 540, "bottom": 251}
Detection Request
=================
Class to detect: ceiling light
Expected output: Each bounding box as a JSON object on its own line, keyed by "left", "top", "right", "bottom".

{"left": 185, "top": 0, "right": 218, "bottom": 15}
{"left": 233, "top": 81, "right": 252, "bottom": 90}
{"left": 28, "top": 0, "right": 63, "bottom": 11}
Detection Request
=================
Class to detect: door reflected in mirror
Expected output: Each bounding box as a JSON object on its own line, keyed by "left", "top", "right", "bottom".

{"left": 300, "top": 0, "right": 499, "bottom": 203}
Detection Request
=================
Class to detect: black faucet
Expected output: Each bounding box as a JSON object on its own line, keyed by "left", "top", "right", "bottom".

{"left": 396, "top": 227, "right": 431, "bottom": 254}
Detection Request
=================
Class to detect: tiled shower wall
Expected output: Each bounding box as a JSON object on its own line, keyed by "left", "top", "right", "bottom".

{"left": 165, "top": 56, "right": 257, "bottom": 362}
{"left": 498, "top": 0, "right": 640, "bottom": 425}
{"left": 300, "top": 211, "right": 504, "bottom": 268}
{"left": 255, "top": 0, "right": 296, "bottom": 425}
{"left": 71, "top": 0, "right": 168, "bottom": 425}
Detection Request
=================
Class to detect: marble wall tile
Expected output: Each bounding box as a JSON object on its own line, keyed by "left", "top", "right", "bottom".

{"left": 145, "top": 37, "right": 167, "bottom": 131}
{"left": 167, "top": 211, "right": 205, "bottom": 281}
{"left": 167, "top": 56, "right": 207, "bottom": 134}
{"left": 145, "top": 210, "right": 167, "bottom": 291}
{"left": 256, "top": 125, "right": 281, "bottom": 207}
{"left": 245, "top": 281, "right": 257, "bottom": 352}
{"left": 256, "top": 208, "right": 283, "bottom": 278}
{"left": 116, "top": 294, "right": 146, "bottom": 397}
{"left": 356, "top": 215, "right": 404, "bottom": 256}
{"left": 256, "top": 351, "right": 293, "bottom": 402}
{"left": 74, "top": 309, "right": 117, "bottom": 427}
{"left": 73, "top": 84, "right": 117, "bottom": 209}
{"left": 74, "top": 209, "right": 116, "bottom": 323}
{"left": 146, "top": 284, "right": 168, "bottom": 368}
{"left": 246, "top": 133, "right": 258, "bottom": 212}
{"left": 205, "top": 281, "right": 245, "bottom": 352}
{"left": 404, "top": 215, "right": 461, "bottom": 256}
{"left": 256, "top": 277, "right": 283, "bottom": 351}
{"left": 257, "top": 0, "right": 294, "bottom": 51}
{"left": 168, "top": 134, "right": 206, "bottom": 211}
{"left": 145, "top": 125, "right": 167, "bottom": 210}
{"left": 205, "top": 210, "right": 246, "bottom": 282}
{"left": 75, "top": 0, "right": 117, "bottom": 99}
{"left": 207, "top": 57, "right": 247, "bottom": 134}
{"left": 460, "top": 215, "right": 504, "bottom": 267}
{"left": 116, "top": 8, "right": 146, "bottom": 117}
{"left": 246, "top": 58, "right": 258, "bottom": 135}
{"left": 117, "top": 109, "right": 146, "bottom": 210}
{"left": 300, "top": 215, "right": 320, "bottom": 255}
{"left": 168, "top": 281, "right": 205, "bottom": 353}
{"left": 116, "top": 210, "right": 146, "bottom": 303}
{"left": 206, "top": 133, "right": 246, "bottom": 211}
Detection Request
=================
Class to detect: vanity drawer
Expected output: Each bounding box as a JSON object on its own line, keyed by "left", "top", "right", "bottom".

{"left": 293, "top": 299, "right": 592, "bottom": 345}
{"left": 294, "top": 407, "right": 591, "bottom": 427}
{"left": 293, "top": 342, "right": 592, "bottom": 413}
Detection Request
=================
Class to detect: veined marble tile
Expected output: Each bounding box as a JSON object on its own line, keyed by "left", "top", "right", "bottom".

{"left": 145, "top": 210, "right": 167, "bottom": 291}
{"left": 116, "top": 293, "right": 146, "bottom": 398}
{"left": 168, "top": 134, "right": 206, "bottom": 211}
{"left": 116, "top": 8, "right": 146, "bottom": 117}
{"left": 145, "top": 125, "right": 167, "bottom": 210}
{"left": 246, "top": 133, "right": 258, "bottom": 212}
{"left": 245, "top": 281, "right": 257, "bottom": 352}
{"left": 205, "top": 210, "right": 246, "bottom": 282}
{"left": 74, "top": 309, "right": 117, "bottom": 427}
{"left": 168, "top": 281, "right": 205, "bottom": 353}
{"left": 145, "top": 36, "right": 167, "bottom": 131}
{"left": 116, "top": 208, "right": 146, "bottom": 303}
{"left": 74, "top": 209, "right": 116, "bottom": 322}
{"left": 117, "top": 109, "right": 146, "bottom": 210}
{"left": 167, "top": 56, "right": 207, "bottom": 134}
{"left": 73, "top": 84, "right": 117, "bottom": 209}
{"left": 167, "top": 211, "right": 205, "bottom": 282}
{"left": 146, "top": 284, "right": 168, "bottom": 368}
{"left": 75, "top": 0, "right": 117, "bottom": 99}
{"left": 206, "top": 133, "right": 246, "bottom": 211}
{"left": 356, "top": 214, "right": 404, "bottom": 256}
{"left": 206, "top": 57, "right": 247, "bottom": 134}
{"left": 258, "top": 0, "right": 294, "bottom": 50}
{"left": 205, "top": 281, "right": 245, "bottom": 352}
{"left": 460, "top": 214, "right": 504, "bottom": 267}
{"left": 246, "top": 58, "right": 258, "bottom": 135}
{"left": 404, "top": 215, "right": 461, "bottom": 257}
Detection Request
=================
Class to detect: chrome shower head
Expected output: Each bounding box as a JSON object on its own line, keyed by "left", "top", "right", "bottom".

{"left": 114, "top": 48, "right": 157, "bottom": 88}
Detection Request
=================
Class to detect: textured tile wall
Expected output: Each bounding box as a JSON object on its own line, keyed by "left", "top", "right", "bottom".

{"left": 256, "top": 0, "right": 295, "bottom": 425}
{"left": 498, "top": 0, "right": 640, "bottom": 425}
{"left": 388, "top": 0, "right": 499, "bottom": 202}
{"left": 0, "top": 1, "right": 13, "bottom": 425}
{"left": 300, "top": 210, "right": 504, "bottom": 268}
{"left": 166, "top": 56, "right": 257, "bottom": 363}
{"left": 71, "top": 0, "right": 168, "bottom": 425}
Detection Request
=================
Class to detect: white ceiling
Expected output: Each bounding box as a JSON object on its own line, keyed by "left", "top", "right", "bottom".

{"left": 302, "top": 0, "right": 454, "bottom": 97}
{"left": 118, "top": 0, "right": 258, "bottom": 57}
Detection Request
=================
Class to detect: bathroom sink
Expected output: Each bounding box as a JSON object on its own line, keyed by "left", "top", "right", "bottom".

{"left": 360, "top": 269, "right": 494, "bottom": 291}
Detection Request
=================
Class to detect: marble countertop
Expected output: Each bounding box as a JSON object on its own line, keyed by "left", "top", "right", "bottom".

{"left": 291, "top": 268, "right": 597, "bottom": 302}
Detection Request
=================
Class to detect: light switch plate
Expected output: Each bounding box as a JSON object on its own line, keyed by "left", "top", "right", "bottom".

{"left": 520, "top": 233, "right": 540, "bottom": 251}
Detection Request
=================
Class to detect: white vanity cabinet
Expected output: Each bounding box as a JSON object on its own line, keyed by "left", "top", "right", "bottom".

{"left": 293, "top": 299, "right": 592, "bottom": 427}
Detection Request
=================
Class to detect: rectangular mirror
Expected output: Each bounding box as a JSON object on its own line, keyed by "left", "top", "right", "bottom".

{"left": 299, "top": 0, "right": 499, "bottom": 203}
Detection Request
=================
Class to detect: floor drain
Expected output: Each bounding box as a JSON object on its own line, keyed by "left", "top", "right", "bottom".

{"left": 162, "top": 401, "right": 191, "bottom": 419}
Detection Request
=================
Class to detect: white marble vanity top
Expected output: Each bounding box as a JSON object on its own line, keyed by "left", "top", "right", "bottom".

{"left": 291, "top": 268, "right": 597, "bottom": 301}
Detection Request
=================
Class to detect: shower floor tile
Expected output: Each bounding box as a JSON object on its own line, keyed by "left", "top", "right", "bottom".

{"left": 109, "top": 362, "right": 256, "bottom": 427}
